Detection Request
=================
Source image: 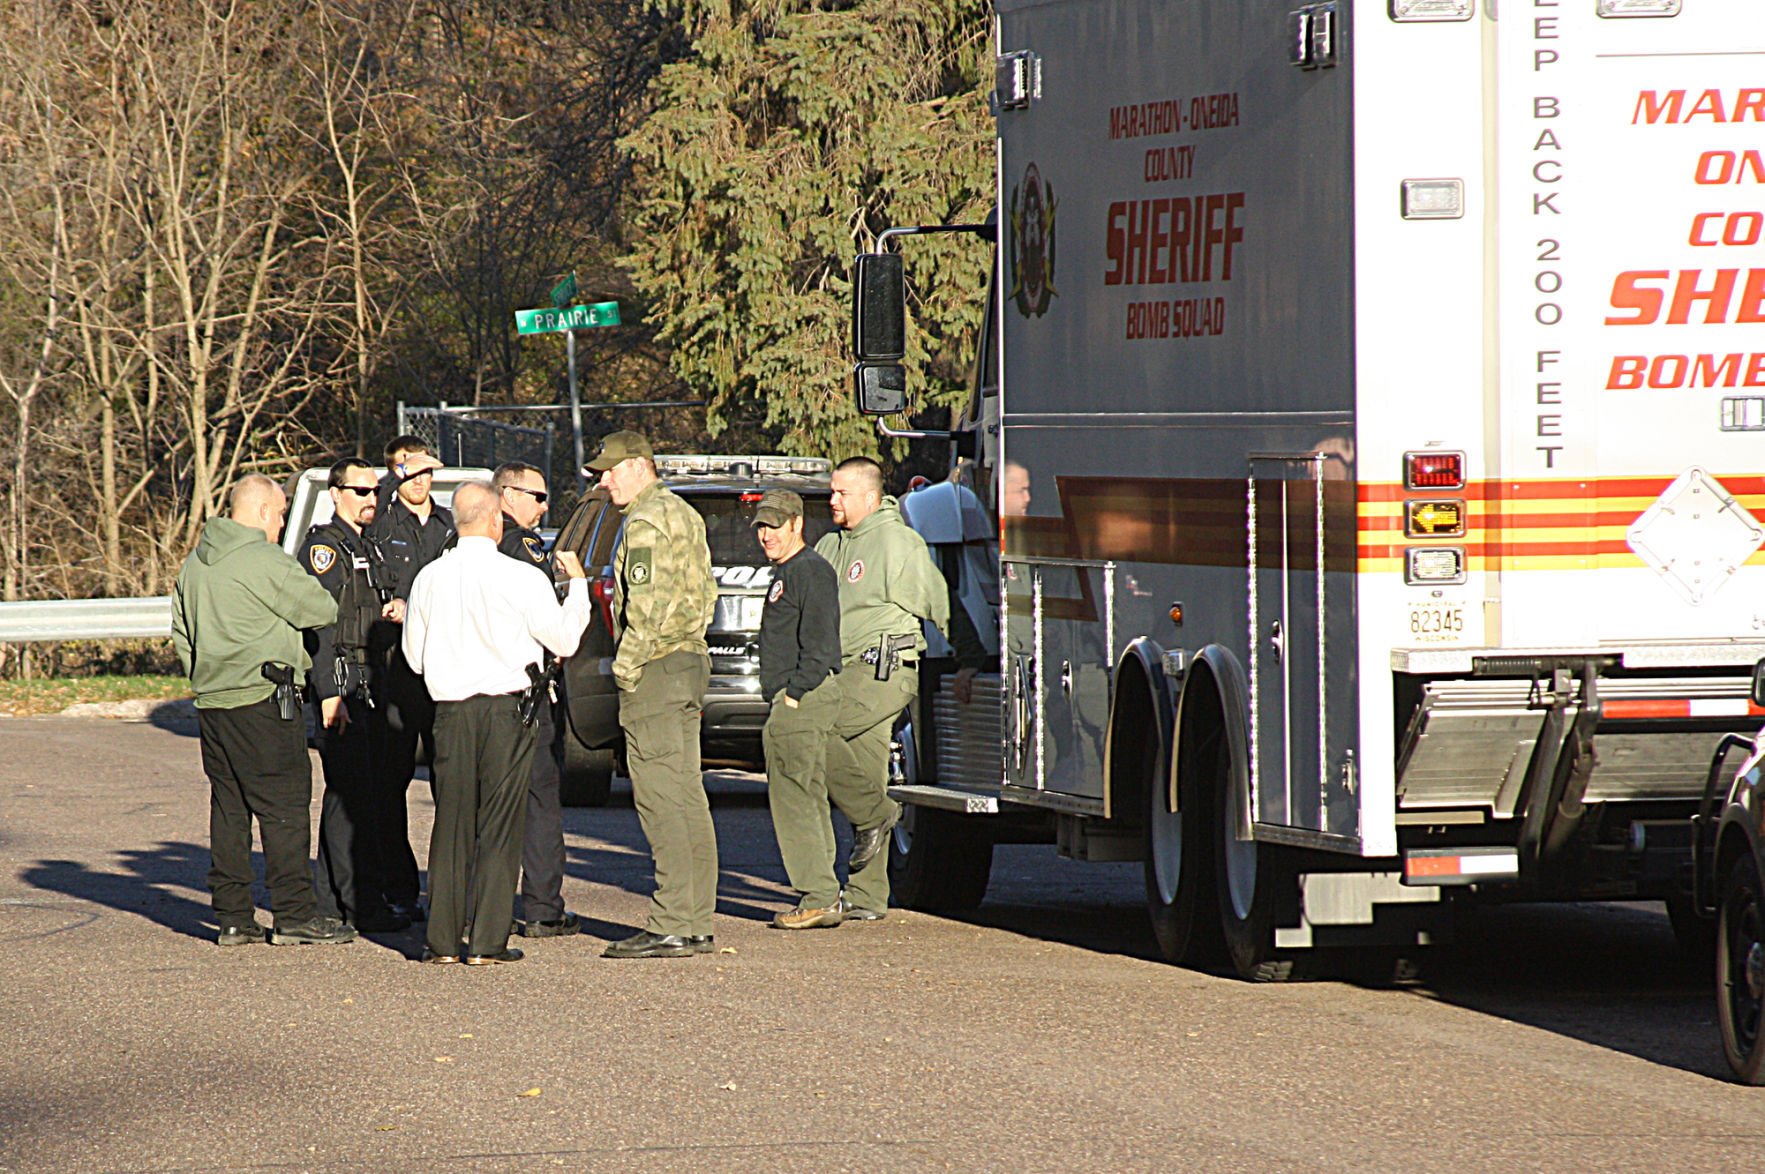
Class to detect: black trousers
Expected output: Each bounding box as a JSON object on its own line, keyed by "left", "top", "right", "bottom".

{"left": 426, "top": 693, "right": 535, "bottom": 958}
{"left": 377, "top": 648, "right": 430, "bottom": 906}
{"left": 519, "top": 700, "right": 567, "bottom": 922}
{"left": 198, "top": 698, "right": 316, "bottom": 928}
{"left": 313, "top": 694, "right": 398, "bottom": 923}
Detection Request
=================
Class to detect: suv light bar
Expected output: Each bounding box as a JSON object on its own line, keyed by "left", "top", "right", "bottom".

{"left": 655, "top": 454, "right": 832, "bottom": 480}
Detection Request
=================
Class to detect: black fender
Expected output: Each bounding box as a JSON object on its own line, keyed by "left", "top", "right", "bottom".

{"left": 1104, "top": 637, "right": 1175, "bottom": 819}
{"left": 1171, "top": 644, "right": 1252, "bottom": 840}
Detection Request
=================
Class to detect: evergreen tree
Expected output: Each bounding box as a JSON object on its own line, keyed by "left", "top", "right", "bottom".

{"left": 620, "top": 0, "right": 993, "bottom": 459}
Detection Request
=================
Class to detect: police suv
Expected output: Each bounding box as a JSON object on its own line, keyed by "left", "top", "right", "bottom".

{"left": 551, "top": 454, "right": 835, "bottom": 805}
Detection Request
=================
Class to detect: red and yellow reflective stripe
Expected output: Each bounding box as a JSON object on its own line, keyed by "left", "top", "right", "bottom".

{"left": 1357, "top": 475, "right": 1765, "bottom": 573}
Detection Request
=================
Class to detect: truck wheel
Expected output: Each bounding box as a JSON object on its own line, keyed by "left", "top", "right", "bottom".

{"left": 886, "top": 719, "right": 993, "bottom": 912}
{"left": 1144, "top": 719, "right": 1223, "bottom": 967}
{"left": 560, "top": 741, "right": 615, "bottom": 808}
{"left": 1717, "top": 854, "right": 1765, "bottom": 1084}
{"left": 1216, "top": 768, "right": 1299, "bottom": 982}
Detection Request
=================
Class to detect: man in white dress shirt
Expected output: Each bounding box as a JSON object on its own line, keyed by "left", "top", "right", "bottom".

{"left": 401, "top": 482, "right": 591, "bottom": 965}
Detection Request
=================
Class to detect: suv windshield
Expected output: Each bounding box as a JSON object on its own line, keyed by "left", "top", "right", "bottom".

{"left": 689, "top": 493, "right": 836, "bottom": 566}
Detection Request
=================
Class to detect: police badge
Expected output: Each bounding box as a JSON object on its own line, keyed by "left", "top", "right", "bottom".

{"left": 309, "top": 544, "right": 337, "bottom": 574}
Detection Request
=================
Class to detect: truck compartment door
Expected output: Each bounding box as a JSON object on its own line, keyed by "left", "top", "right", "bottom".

{"left": 1249, "top": 455, "right": 1358, "bottom": 846}
{"left": 1003, "top": 557, "right": 1116, "bottom": 804}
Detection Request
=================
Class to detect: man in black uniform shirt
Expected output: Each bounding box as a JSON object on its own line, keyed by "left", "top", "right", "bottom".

{"left": 751, "top": 489, "right": 849, "bottom": 930}
{"left": 297, "top": 459, "right": 409, "bottom": 932}
{"left": 491, "top": 461, "right": 581, "bottom": 940}
{"left": 365, "top": 437, "right": 454, "bottom": 920}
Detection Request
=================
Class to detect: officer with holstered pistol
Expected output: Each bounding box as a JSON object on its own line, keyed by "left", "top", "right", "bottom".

{"left": 814, "top": 457, "right": 950, "bottom": 921}
{"left": 491, "top": 461, "right": 580, "bottom": 940}
{"left": 401, "top": 482, "right": 592, "bottom": 965}
{"left": 298, "top": 458, "right": 409, "bottom": 933}
{"left": 172, "top": 473, "right": 354, "bottom": 947}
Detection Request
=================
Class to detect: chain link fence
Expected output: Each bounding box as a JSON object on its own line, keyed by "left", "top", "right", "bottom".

{"left": 396, "top": 400, "right": 707, "bottom": 525}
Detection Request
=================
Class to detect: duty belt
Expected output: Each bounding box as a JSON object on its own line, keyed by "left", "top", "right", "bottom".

{"left": 859, "top": 633, "right": 919, "bottom": 682}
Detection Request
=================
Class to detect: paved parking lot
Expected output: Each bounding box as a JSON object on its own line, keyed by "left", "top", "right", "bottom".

{"left": 2, "top": 714, "right": 1763, "bottom": 1172}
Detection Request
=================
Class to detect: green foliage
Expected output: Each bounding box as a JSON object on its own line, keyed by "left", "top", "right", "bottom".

{"left": 620, "top": 0, "right": 994, "bottom": 460}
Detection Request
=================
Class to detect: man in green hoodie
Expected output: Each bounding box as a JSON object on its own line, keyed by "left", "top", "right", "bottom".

{"left": 814, "top": 457, "right": 950, "bottom": 920}
{"left": 171, "top": 474, "right": 354, "bottom": 948}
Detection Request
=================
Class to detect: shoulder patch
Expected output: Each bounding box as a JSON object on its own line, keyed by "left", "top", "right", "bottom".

{"left": 521, "top": 535, "right": 546, "bottom": 563}
{"left": 627, "top": 547, "right": 653, "bottom": 586}
{"left": 768, "top": 579, "right": 785, "bottom": 604}
{"left": 308, "top": 544, "right": 337, "bottom": 574}
{"left": 846, "top": 558, "right": 866, "bottom": 584}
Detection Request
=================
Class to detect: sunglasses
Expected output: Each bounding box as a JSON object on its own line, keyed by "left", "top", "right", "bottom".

{"left": 506, "top": 486, "right": 548, "bottom": 505}
{"left": 336, "top": 485, "right": 376, "bottom": 497}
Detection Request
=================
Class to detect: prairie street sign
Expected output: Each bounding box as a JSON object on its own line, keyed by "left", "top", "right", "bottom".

{"left": 515, "top": 301, "right": 621, "bottom": 335}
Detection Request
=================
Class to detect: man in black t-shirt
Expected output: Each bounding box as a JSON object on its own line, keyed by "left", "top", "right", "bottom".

{"left": 752, "top": 489, "right": 849, "bottom": 930}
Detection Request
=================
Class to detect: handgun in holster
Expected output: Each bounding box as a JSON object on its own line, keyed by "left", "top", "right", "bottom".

{"left": 863, "top": 632, "right": 920, "bottom": 682}
{"left": 261, "top": 662, "right": 303, "bottom": 721}
{"left": 519, "top": 662, "right": 546, "bottom": 727}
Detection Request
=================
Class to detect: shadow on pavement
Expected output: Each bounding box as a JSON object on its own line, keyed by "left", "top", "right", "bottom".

{"left": 23, "top": 841, "right": 236, "bottom": 943}
{"left": 1414, "top": 901, "right": 1728, "bottom": 1080}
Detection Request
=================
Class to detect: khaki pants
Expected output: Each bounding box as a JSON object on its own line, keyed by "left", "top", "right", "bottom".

{"left": 762, "top": 674, "right": 844, "bottom": 909}
{"left": 620, "top": 651, "right": 716, "bottom": 937}
{"left": 824, "top": 667, "right": 915, "bottom": 912}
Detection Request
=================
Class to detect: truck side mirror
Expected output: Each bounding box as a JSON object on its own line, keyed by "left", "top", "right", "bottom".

{"left": 1752, "top": 658, "right": 1765, "bottom": 708}
{"left": 853, "top": 253, "right": 905, "bottom": 361}
{"left": 854, "top": 363, "right": 907, "bottom": 416}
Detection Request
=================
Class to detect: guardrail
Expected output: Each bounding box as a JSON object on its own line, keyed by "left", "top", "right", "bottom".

{"left": 0, "top": 597, "right": 174, "bottom": 642}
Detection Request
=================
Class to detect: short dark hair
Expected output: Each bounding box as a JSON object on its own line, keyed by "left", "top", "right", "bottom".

{"left": 492, "top": 461, "right": 545, "bottom": 493}
{"left": 833, "top": 456, "right": 885, "bottom": 495}
{"left": 383, "top": 434, "right": 430, "bottom": 464}
{"left": 327, "top": 457, "right": 376, "bottom": 490}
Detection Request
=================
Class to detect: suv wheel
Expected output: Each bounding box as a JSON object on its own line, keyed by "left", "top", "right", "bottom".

{"left": 561, "top": 740, "right": 615, "bottom": 807}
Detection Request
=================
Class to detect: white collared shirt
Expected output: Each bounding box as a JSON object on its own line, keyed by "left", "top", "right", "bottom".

{"left": 402, "top": 536, "right": 592, "bottom": 702}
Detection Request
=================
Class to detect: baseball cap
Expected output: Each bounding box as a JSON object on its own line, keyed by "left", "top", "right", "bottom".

{"left": 583, "top": 430, "right": 654, "bottom": 472}
{"left": 749, "top": 489, "right": 804, "bottom": 529}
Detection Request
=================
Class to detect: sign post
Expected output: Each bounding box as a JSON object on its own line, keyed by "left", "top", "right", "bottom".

{"left": 515, "top": 291, "right": 621, "bottom": 489}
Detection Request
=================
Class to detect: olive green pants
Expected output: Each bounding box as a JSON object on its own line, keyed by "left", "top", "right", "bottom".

{"left": 619, "top": 651, "right": 716, "bottom": 937}
{"left": 762, "top": 674, "right": 845, "bottom": 909}
{"left": 824, "top": 666, "right": 915, "bottom": 912}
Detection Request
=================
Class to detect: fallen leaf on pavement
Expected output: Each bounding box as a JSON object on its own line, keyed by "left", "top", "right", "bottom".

{"left": 518, "top": 1088, "right": 543, "bottom": 1098}
{"left": 717, "top": 1081, "right": 737, "bottom": 1091}
{"left": 434, "top": 1056, "right": 454, "bottom": 1063}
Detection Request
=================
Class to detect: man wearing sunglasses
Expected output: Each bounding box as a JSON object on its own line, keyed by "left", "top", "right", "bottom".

{"left": 366, "top": 436, "right": 455, "bottom": 923}
{"left": 297, "top": 458, "right": 410, "bottom": 933}
{"left": 491, "top": 462, "right": 579, "bottom": 942}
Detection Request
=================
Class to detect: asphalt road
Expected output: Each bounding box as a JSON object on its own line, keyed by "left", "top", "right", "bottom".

{"left": 2, "top": 714, "right": 1761, "bottom": 1173}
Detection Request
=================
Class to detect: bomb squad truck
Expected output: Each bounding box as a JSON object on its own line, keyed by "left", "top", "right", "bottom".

{"left": 854, "top": 0, "right": 1765, "bottom": 980}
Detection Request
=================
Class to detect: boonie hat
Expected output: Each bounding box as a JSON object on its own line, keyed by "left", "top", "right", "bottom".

{"left": 750, "top": 489, "right": 804, "bottom": 529}
{"left": 584, "top": 430, "right": 654, "bottom": 472}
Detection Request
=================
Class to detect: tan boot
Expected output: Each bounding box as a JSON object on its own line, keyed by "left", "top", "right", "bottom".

{"left": 770, "top": 903, "right": 844, "bottom": 930}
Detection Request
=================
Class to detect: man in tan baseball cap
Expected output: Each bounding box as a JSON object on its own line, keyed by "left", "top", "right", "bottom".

{"left": 582, "top": 430, "right": 654, "bottom": 475}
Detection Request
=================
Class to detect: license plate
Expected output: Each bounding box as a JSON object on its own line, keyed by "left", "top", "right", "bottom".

{"left": 1407, "top": 603, "right": 1465, "bottom": 643}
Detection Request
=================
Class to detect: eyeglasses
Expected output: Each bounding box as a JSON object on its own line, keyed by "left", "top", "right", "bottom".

{"left": 336, "top": 485, "right": 376, "bottom": 497}
{"left": 506, "top": 486, "right": 548, "bottom": 505}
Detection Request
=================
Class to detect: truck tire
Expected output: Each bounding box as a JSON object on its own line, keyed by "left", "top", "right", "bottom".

{"left": 1144, "top": 697, "right": 1224, "bottom": 968}
{"left": 886, "top": 719, "right": 993, "bottom": 912}
{"left": 1216, "top": 761, "right": 1299, "bottom": 982}
{"left": 560, "top": 740, "right": 615, "bottom": 808}
{"left": 1717, "top": 853, "right": 1765, "bottom": 1084}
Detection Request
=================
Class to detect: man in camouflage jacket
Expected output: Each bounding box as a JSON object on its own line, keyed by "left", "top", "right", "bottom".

{"left": 588, "top": 432, "right": 720, "bottom": 959}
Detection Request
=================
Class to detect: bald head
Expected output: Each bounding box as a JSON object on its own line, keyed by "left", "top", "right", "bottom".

{"left": 452, "top": 480, "right": 502, "bottom": 539}
{"left": 228, "top": 474, "right": 286, "bottom": 543}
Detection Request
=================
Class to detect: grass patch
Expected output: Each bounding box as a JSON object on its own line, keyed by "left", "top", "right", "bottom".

{"left": 0, "top": 675, "right": 191, "bottom": 717}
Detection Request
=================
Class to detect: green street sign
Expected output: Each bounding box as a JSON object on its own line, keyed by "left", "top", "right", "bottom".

{"left": 515, "top": 301, "right": 621, "bottom": 335}
{"left": 549, "top": 272, "right": 578, "bottom": 309}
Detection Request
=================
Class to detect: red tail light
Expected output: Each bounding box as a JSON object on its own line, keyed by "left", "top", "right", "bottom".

{"left": 1404, "top": 450, "right": 1465, "bottom": 490}
{"left": 591, "top": 575, "right": 616, "bottom": 634}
